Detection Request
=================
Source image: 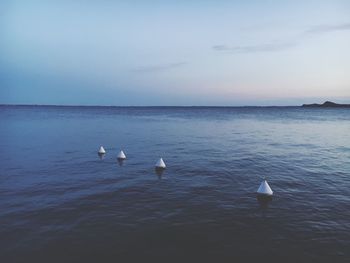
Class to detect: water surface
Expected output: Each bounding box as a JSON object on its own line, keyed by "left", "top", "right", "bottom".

{"left": 0, "top": 106, "right": 349, "bottom": 262}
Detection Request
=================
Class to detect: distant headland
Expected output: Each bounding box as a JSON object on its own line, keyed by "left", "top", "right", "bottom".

{"left": 302, "top": 101, "right": 350, "bottom": 108}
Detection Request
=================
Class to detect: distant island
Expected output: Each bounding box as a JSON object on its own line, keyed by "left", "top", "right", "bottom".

{"left": 302, "top": 101, "right": 350, "bottom": 108}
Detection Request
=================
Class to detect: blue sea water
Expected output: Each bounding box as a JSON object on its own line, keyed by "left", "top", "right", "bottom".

{"left": 0, "top": 105, "right": 349, "bottom": 262}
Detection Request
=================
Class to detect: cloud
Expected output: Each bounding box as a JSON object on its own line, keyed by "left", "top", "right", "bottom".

{"left": 132, "top": 62, "right": 187, "bottom": 73}
{"left": 212, "top": 42, "right": 297, "bottom": 54}
{"left": 213, "top": 22, "right": 350, "bottom": 54}
{"left": 305, "top": 23, "right": 350, "bottom": 34}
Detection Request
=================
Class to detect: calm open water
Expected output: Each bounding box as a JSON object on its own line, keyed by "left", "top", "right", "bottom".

{"left": 0, "top": 105, "right": 349, "bottom": 262}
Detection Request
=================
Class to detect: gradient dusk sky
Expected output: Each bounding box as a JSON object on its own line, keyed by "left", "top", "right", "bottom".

{"left": 1, "top": 0, "right": 350, "bottom": 106}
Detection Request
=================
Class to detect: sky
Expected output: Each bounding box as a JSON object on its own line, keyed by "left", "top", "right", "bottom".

{"left": 1, "top": 0, "right": 350, "bottom": 106}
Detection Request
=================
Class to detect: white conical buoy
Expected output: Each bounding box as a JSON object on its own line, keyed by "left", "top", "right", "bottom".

{"left": 155, "top": 158, "right": 166, "bottom": 168}
{"left": 117, "top": 150, "right": 126, "bottom": 159}
{"left": 257, "top": 180, "right": 273, "bottom": 196}
{"left": 98, "top": 146, "right": 106, "bottom": 154}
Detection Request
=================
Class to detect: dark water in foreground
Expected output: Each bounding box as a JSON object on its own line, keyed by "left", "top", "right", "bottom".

{"left": 0, "top": 105, "right": 349, "bottom": 262}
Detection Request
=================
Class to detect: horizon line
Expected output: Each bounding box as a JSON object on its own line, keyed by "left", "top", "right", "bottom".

{"left": 0, "top": 103, "right": 305, "bottom": 108}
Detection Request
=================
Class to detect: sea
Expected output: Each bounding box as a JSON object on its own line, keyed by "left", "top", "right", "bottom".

{"left": 0, "top": 105, "right": 349, "bottom": 262}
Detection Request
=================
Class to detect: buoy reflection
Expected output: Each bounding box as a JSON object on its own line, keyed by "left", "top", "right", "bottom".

{"left": 257, "top": 194, "right": 272, "bottom": 210}
{"left": 155, "top": 167, "right": 165, "bottom": 179}
{"left": 117, "top": 158, "right": 125, "bottom": 166}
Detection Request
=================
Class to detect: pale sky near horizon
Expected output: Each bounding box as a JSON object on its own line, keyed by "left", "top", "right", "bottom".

{"left": 1, "top": 0, "right": 350, "bottom": 106}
